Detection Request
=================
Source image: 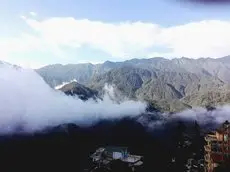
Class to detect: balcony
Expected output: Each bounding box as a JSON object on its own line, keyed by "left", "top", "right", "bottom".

{"left": 205, "top": 154, "right": 211, "bottom": 162}
{"left": 204, "top": 145, "right": 211, "bottom": 152}
{"left": 205, "top": 134, "right": 217, "bottom": 142}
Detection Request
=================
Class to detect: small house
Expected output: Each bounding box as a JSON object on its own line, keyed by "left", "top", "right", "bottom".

{"left": 103, "top": 146, "right": 129, "bottom": 160}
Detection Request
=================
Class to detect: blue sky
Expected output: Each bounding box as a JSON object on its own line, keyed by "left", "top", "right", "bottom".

{"left": 1, "top": 0, "right": 230, "bottom": 68}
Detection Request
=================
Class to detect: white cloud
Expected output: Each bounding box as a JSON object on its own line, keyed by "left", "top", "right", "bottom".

{"left": 21, "top": 17, "right": 230, "bottom": 58}
{"left": 0, "top": 64, "right": 146, "bottom": 133}
{"left": 29, "top": 12, "right": 37, "bottom": 16}
{"left": 159, "top": 20, "right": 230, "bottom": 58}
{"left": 15, "top": 60, "right": 47, "bottom": 69}
{"left": 21, "top": 17, "right": 162, "bottom": 58}
{"left": 1, "top": 16, "right": 230, "bottom": 68}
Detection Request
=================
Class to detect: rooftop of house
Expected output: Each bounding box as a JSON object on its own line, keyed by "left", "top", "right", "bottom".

{"left": 104, "top": 146, "right": 128, "bottom": 153}
{"left": 90, "top": 146, "right": 144, "bottom": 167}
{"left": 216, "top": 121, "right": 230, "bottom": 133}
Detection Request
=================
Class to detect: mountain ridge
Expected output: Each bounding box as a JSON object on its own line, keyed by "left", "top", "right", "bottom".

{"left": 58, "top": 81, "right": 99, "bottom": 101}
{"left": 36, "top": 55, "right": 230, "bottom": 112}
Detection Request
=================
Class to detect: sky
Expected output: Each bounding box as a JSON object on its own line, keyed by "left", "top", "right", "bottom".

{"left": 1, "top": 0, "right": 230, "bottom": 68}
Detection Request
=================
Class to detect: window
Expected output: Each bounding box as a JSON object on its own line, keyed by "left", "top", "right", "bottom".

{"left": 224, "top": 135, "right": 228, "bottom": 142}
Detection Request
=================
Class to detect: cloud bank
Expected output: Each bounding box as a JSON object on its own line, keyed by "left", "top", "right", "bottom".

{"left": 1, "top": 15, "right": 230, "bottom": 67}
{"left": 0, "top": 63, "right": 146, "bottom": 133}
{"left": 1, "top": 62, "right": 230, "bottom": 134}
{"left": 20, "top": 17, "right": 230, "bottom": 58}
{"left": 138, "top": 106, "right": 230, "bottom": 131}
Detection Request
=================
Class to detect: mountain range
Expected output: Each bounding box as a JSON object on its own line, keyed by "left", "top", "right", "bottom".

{"left": 36, "top": 56, "right": 230, "bottom": 112}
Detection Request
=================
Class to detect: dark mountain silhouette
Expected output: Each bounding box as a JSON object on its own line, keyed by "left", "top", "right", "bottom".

{"left": 0, "top": 117, "right": 206, "bottom": 172}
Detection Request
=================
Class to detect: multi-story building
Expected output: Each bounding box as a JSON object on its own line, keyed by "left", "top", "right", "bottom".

{"left": 204, "top": 121, "right": 230, "bottom": 172}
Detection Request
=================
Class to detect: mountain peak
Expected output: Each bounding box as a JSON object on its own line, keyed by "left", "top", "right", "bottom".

{"left": 55, "top": 79, "right": 78, "bottom": 90}
{"left": 58, "top": 80, "right": 99, "bottom": 101}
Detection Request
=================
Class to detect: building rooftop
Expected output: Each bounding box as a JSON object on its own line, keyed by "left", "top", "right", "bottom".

{"left": 104, "top": 146, "right": 128, "bottom": 153}
{"left": 90, "top": 146, "right": 143, "bottom": 165}
{"left": 216, "top": 120, "right": 230, "bottom": 133}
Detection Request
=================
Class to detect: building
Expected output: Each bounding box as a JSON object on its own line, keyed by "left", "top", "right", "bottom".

{"left": 90, "top": 146, "right": 143, "bottom": 171}
{"left": 204, "top": 121, "right": 230, "bottom": 172}
{"left": 103, "top": 146, "right": 129, "bottom": 160}
{"left": 185, "top": 158, "right": 204, "bottom": 172}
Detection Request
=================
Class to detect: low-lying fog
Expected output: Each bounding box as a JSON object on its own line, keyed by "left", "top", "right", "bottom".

{"left": 0, "top": 63, "right": 230, "bottom": 134}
